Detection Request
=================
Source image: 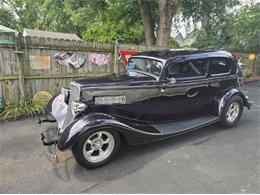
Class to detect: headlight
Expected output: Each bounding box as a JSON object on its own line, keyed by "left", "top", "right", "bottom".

{"left": 72, "top": 101, "right": 87, "bottom": 114}
{"left": 61, "top": 87, "right": 70, "bottom": 98}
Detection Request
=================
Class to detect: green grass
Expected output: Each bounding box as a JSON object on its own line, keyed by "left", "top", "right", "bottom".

{"left": 0, "top": 99, "right": 45, "bottom": 120}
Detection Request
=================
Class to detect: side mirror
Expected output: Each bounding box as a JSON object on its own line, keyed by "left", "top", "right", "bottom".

{"left": 167, "top": 77, "right": 176, "bottom": 85}
{"left": 169, "top": 77, "right": 176, "bottom": 84}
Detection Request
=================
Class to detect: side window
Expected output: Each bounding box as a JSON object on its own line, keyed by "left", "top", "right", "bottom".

{"left": 209, "top": 58, "right": 232, "bottom": 75}
{"left": 165, "top": 59, "right": 208, "bottom": 80}
{"left": 128, "top": 58, "right": 163, "bottom": 76}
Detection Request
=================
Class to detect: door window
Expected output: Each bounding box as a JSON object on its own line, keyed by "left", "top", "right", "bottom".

{"left": 165, "top": 59, "right": 208, "bottom": 81}
{"left": 209, "top": 58, "right": 232, "bottom": 75}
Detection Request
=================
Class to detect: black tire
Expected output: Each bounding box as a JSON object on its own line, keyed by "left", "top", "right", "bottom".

{"left": 219, "top": 95, "right": 244, "bottom": 128}
{"left": 72, "top": 128, "right": 120, "bottom": 169}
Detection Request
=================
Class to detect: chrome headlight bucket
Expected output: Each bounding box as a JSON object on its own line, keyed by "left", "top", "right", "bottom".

{"left": 72, "top": 101, "right": 87, "bottom": 115}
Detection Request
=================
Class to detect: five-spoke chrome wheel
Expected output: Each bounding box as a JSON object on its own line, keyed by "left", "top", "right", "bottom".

{"left": 220, "top": 96, "right": 243, "bottom": 128}
{"left": 226, "top": 102, "right": 240, "bottom": 123}
{"left": 83, "top": 131, "right": 115, "bottom": 163}
{"left": 72, "top": 129, "right": 120, "bottom": 169}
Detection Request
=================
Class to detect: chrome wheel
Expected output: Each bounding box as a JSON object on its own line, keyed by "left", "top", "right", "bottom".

{"left": 226, "top": 102, "right": 240, "bottom": 123}
{"left": 82, "top": 131, "right": 115, "bottom": 163}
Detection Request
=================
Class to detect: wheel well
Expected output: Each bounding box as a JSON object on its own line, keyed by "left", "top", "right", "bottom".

{"left": 114, "top": 129, "right": 129, "bottom": 145}
{"left": 235, "top": 93, "right": 250, "bottom": 109}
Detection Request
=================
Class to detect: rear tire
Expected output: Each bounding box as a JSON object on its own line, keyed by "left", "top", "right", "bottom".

{"left": 72, "top": 129, "right": 120, "bottom": 169}
{"left": 219, "top": 95, "right": 243, "bottom": 128}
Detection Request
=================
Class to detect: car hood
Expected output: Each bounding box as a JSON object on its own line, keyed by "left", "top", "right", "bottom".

{"left": 73, "top": 74, "right": 154, "bottom": 88}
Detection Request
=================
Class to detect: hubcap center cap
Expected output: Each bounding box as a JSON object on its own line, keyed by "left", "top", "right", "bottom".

{"left": 92, "top": 139, "right": 103, "bottom": 150}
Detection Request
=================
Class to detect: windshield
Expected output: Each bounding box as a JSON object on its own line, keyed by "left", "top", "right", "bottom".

{"left": 127, "top": 57, "right": 163, "bottom": 79}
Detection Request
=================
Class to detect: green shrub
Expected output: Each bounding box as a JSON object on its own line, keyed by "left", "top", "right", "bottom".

{"left": 0, "top": 99, "right": 44, "bottom": 120}
{"left": 245, "top": 72, "right": 254, "bottom": 78}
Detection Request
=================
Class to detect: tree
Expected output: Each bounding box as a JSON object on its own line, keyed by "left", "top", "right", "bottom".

{"left": 190, "top": 2, "right": 260, "bottom": 52}
{"left": 179, "top": 0, "right": 240, "bottom": 48}
{"left": 81, "top": 0, "right": 145, "bottom": 44}
{"left": 226, "top": 3, "right": 260, "bottom": 52}
{"left": 156, "top": 0, "right": 177, "bottom": 46}
{"left": 138, "top": 0, "right": 177, "bottom": 47}
{"left": 180, "top": 0, "right": 239, "bottom": 29}
{"left": 0, "top": 0, "right": 103, "bottom": 36}
{"left": 138, "top": 0, "right": 156, "bottom": 46}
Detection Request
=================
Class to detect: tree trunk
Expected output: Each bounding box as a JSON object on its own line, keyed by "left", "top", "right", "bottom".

{"left": 138, "top": 0, "right": 156, "bottom": 47}
{"left": 202, "top": 15, "right": 209, "bottom": 29}
{"left": 156, "top": 0, "right": 177, "bottom": 47}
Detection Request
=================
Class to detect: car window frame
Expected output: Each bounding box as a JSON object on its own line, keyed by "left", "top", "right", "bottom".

{"left": 127, "top": 56, "right": 165, "bottom": 81}
{"left": 209, "top": 57, "right": 233, "bottom": 77}
{"left": 161, "top": 58, "right": 209, "bottom": 83}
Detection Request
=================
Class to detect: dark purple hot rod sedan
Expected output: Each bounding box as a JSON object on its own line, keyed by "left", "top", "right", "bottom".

{"left": 40, "top": 49, "right": 252, "bottom": 169}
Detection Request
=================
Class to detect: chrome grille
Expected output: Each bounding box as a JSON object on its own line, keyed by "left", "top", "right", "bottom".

{"left": 61, "top": 82, "right": 81, "bottom": 132}
{"left": 69, "top": 82, "right": 81, "bottom": 102}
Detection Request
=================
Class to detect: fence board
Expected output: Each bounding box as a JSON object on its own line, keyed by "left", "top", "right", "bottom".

{"left": 1, "top": 33, "right": 259, "bottom": 105}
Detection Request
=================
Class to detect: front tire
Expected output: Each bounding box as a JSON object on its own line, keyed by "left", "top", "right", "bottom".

{"left": 220, "top": 95, "right": 244, "bottom": 128}
{"left": 72, "top": 129, "right": 120, "bottom": 169}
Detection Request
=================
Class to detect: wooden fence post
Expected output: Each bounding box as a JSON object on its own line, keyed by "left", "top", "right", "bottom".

{"left": 114, "top": 42, "right": 119, "bottom": 76}
{"left": 14, "top": 34, "right": 25, "bottom": 100}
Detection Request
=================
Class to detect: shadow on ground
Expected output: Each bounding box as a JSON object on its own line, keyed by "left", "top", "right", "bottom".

{"left": 51, "top": 123, "right": 228, "bottom": 183}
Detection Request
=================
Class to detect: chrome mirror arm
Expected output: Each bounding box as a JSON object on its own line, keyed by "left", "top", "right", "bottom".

{"left": 168, "top": 77, "right": 176, "bottom": 85}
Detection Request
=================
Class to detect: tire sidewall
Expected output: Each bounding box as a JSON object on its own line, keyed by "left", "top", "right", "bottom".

{"left": 220, "top": 95, "right": 244, "bottom": 127}
{"left": 72, "top": 128, "right": 121, "bottom": 169}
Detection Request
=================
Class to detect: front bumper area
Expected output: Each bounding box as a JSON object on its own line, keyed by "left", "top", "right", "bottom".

{"left": 245, "top": 95, "right": 253, "bottom": 109}
{"left": 40, "top": 128, "right": 60, "bottom": 162}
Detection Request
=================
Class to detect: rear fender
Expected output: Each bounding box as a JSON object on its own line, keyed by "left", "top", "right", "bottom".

{"left": 213, "top": 87, "right": 251, "bottom": 116}
{"left": 57, "top": 113, "right": 159, "bottom": 151}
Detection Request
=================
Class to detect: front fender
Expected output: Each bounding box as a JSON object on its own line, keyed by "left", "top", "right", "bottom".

{"left": 57, "top": 113, "right": 160, "bottom": 151}
{"left": 214, "top": 87, "right": 251, "bottom": 116}
{"left": 44, "top": 92, "right": 68, "bottom": 130}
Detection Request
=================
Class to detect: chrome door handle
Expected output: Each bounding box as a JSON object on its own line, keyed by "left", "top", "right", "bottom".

{"left": 161, "top": 88, "right": 166, "bottom": 93}
{"left": 209, "top": 82, "right": 219, "bottom": 87}
{"left": 186, "top": 91, "right": 199, "bottom": 98}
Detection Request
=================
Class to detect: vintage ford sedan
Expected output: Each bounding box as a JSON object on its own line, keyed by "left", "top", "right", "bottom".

{"left": 40, "top": 50, "right": 252, "bottom": 169}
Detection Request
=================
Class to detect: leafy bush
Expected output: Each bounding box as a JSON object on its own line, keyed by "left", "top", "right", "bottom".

{"left": 245, "top": 72, "right": 255, "bottom": 78}
{"left": 0, "top": 99, "right": 44, "bottom": 120}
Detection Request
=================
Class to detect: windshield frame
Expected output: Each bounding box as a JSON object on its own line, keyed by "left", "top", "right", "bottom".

{"left": 127, "top": 56, "right": 166, "bottom": 81}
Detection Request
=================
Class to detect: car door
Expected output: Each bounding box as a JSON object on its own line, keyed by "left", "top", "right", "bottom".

{"left": 207, "top": 56, "right": 237, "bottom": 104}
{"left": 151, "top": 58, "right": 212, "bottom": 121}
{"left": 90, "top": 57, "right": 163, "bottom": 121}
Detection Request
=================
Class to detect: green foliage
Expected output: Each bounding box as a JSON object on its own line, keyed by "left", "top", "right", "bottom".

{"left": 0, "top": 0, "right": 147, "bottom": 43}
{"left": 0, "top": 6, "right": 18, "bottom": 29}
{"left": 226, "top": 4, "right": 260, "bottom": 52}
{"left": 0, "top": 0, "right": 101, "bottom": 36}
{"left": 82, "top": 0, "right": 146, "bottom": 44}
{"left": 168, "top": 37, "right": 180, "bottom": 48}
{"left": 0, "top": 99, "right": 44, "bottom": 120}
{"left": 82, "top": 20, "right": 145, "bottom": 44}
{"left": 245, "top": 71, "right": 255, "bottom": 78}
{"left": 191, "top": 3, "right": 260, "bottom": 52}
{"left": 0, "top": 0, "right": 259, "bottom": 48}
{"left": 179, "top": 0, "right": 239, "bottom": 49}
{"left": 179, "top": 0, "right": 239, "bottom": 27}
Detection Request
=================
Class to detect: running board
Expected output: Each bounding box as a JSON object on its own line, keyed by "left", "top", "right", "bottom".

{"left": 151, "top": 115, "right": 219, "bottom": 135}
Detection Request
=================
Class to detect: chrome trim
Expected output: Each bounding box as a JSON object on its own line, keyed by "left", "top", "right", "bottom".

{"left": 130, "top": 56, "right": 167, "bottom": 66}
{"left": 70, "top": 81, "right": 81, "bottom": 102}
{"left": 61, "top": 81, "right": 81, "bottom": 132}
{"left": 41, "top": 144, "right": 58, "bottom": 163}
{"left": 210, "top": 72, "right": 231, "bottom": 77}
{"left": 127, "top": 69, "right": 159, "bottom": 81}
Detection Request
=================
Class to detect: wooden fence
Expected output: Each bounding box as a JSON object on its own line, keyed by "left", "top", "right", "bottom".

{"left": 0, "top": 32, "right": 259, "bottom": 106}
{"left": 0, "top": 33, "right": 148, "bottom": 105}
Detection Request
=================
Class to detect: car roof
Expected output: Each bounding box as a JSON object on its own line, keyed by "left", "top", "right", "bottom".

{"left": 132, "top": 49, "right": 235, "bottom": 61}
